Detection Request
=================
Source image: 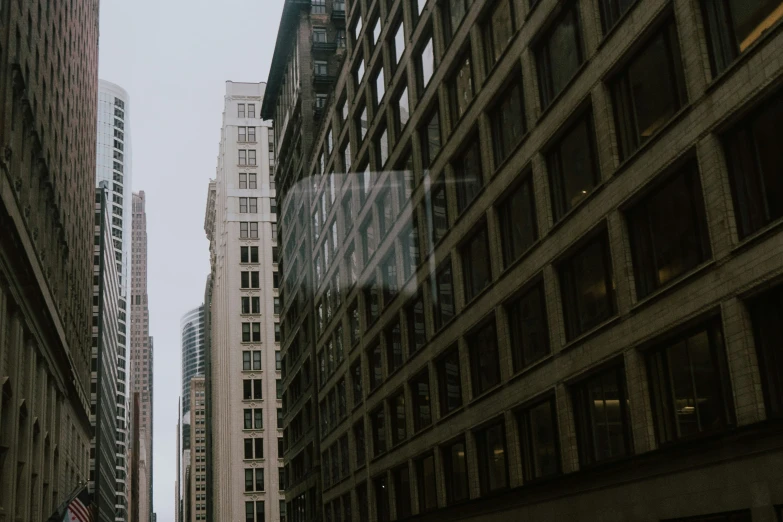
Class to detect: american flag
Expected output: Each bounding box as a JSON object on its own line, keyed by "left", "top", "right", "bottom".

{"left": 61, "top": 488, "right": 94, "bottom": 522}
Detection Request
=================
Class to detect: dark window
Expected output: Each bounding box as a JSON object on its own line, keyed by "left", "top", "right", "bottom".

{"left": 749, "top": 286, "right": 783, "bottom": 419}
{"left": 507, "top": 280, "right": 550, "bottom": 371}
{"left": 356, "top": 103, "right": 368, "bottom": 143}
{"left": 432, "top": 258, "right": 455, "bottom": 331}
{"left": 490, "top": 71, "right": 527, "bottom": 165}
{"left": 498, "top": 175, "right": 537, "bottom": 266}
{"left": 536, "top": 2, "right": 584, "bottom": 109}
{"left": 723, "top": 93, "right": 783, "bottom": 238}
{"left": 393, "top": 465, "right": 412, "bottom": 519}
{"left": 385, "top": 321, "right": 404, "bottom": 373}
{"left": 426, "top": 181, "right": 449, "bottom": 249}
{"left": 374, "top": 475, "right": 390, "bottom": 522}
{"left": 442, "top": 0, "right": 474, "bottom": 44}
{"left": 452, "top": 134, "right": 483, "bottom": 214}
{"left": 442, "top": 437, "right": 469, "bottom": 504}
{"left": 367, "top": 341, "right": 383, "bottom": 391}
{"left": 627, "top": 162, "right": 710, "bottom": 298}
{"left": 547, "top": 111, "right": 599, "bottom": 220}
{"left": 648, "top": 320, "right": 733, "bottom": 444}
{"left": 572, "top": 365, "right": 631, "bottom": 466}
{"left": 381, "top": 248, "right": 398, "bottom": 306}
{"left": 421, "top": 105, "right": 442, "bottom": 167}
{"left": 416, "top": 34, "right": 436, "bottom": 92}
{"left": 475, "top": 421, "right": 508, "bottom": 494}
{"left": 436, "top": 345, "right": 462, "bottom": 415}
{"left": 559, "top": 230, "right": 615, "bottom": 339}
{"left": 354, "top": 420, "right": 366, "bottom": 467}
{"left": 517, "top": 397, "right": 560, "bottom": 481}
{"left": 390, "top": 391, "right": 407, "bottom": 445}
{"left": 599, "top": 0, "right": 635, "bottom": 33}
{"left": 662, "top": 509, "right": 752, "bottom": 522}
{"left": 350, "top": 300, "right": 361, "bottom": 345}
{"left": 373, "top": 67, "right": 386, "bottom": 108}
{"left": 411, "top": 369, "right": 432, "bottom": 432}
{"left": 447, "top": 48, "right": 475, "bottom": 122}
{"left": 417, "top": 453, "right": 438, "bottom": 512}
{"left": 241, "top": 246, "right": 249, "bottom": 263}
{"left": 407, "top": 294, "right": 427, "bottom": 353}
{"left": 311, "top": 0, "right": 326, "bottom": 14}
{"left": 461, "top": 224, "right": 492, "bottom": 302}
{"left": 482, "top": 0, "right": 516, "bottom": 67}
{"left": 371, "top": 406, "right": 387, "bottom": 456}
{"left": 612, "top": 20, "right": 687, "bottom": 159}
{"left": 351, "top": 360, "right": 363, "bottom": 405}
{"left": 394, "top": 84, "right": 410, "bottom": 135}
{"left": 702, "top": 0, "right": 783, "bottom": 74}
{"left": 364, "top": 277, "right": 380, "bottom": 326}
{"left": 467, "top": 317, "right": 501, "bottom": 396}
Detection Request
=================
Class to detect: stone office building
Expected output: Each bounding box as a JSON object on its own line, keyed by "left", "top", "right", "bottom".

{"left": 268, "top": 0, "right": 783, "bottom": 521}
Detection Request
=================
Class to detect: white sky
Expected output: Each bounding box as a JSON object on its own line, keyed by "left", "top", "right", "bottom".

{"left": 97, "top": 0, "right": 285, "bottom": 519}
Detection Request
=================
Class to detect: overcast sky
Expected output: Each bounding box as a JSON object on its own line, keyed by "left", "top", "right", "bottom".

{"left": 97, "top": 0, "right": 284, "bottom": 519}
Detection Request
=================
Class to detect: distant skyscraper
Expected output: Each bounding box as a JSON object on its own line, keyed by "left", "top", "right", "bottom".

{"left": 181, "top": 305, "right": 206, "bottom": 415}
{"left": 204, "top": 81, "right": 282, "bottom": 522}
{"left": 0, "top": 1, "right": 98, "bottom": 518}
{"left": 91, "top": 185, "right": 121, "bottom": 522}
{"left": 96, "top": 79, "right": 132, "bottom": 521}
{"left": 131, "top": 191, "right": 154, "bottom": 522}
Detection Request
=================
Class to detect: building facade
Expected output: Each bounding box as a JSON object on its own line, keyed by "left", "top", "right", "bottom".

{"left": 205, "top": 81, "right": 284, "bottom": 522}
{"left": 181, "top": 305, "right": 206, "bottom": 417}
{"left": 96, "top": 79, "right": 133, "bottom": 521}
{"left": 0, "top": 0, "right": 98, "bottom": 520}
{"left": 189, "top": 377, "right": 207, "bottom": 522}
{"left": 131, "top": 191, "right": 154, "bottom": 522}
{"left": 92, "top": 185, "right": 122, "bottom": 522}
{"left": 268, "top": 0, "right": 783, "bottom": 521}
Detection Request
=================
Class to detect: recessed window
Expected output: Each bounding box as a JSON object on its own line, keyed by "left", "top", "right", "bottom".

{"left": 381, "top": 246, "right": 398, "bottom": 305}
{"left": 374, "top": 475, "right": 390, "bottom": 522}
{"left": 248, "top": 104, "right": 256, "bottom": 119}
{"left": 425, "top": 180, "right": 449, "bottom": 249}
{"left": 385, "top": 319, "right": 403, "bottom": 372}
{"left": 417, "top": 453, "right": 438, "bottom": 512}
{"left": 393, "top": 465, "right": 412, "bottom": 519}
{"left": 311, "top": 0, "right": 326, "bottom": 14}
{"left": 547, "top": 110, "right": 599, "bottom": 220}
{"left": 475, "top": 421, "right": 508, "bottom": 494}
{"left": 351, "top": 358, "right": 363, "bottom": 405}
{"left": 371, "top": 16, "right": 381, "bottom": 50}
{"left": 406, "top": 294, "right": 427, "bottom": 353}
{"left": 356, "top": 482, "right": 369, "bottom": 520}
{"left": 411, "top": 369, "right": 432, "bottom": 431}
{"left": 390, "top": 391, "right": 407, "bottom": 445}
{"left": 482, "top": 0, "right": 516, "bottom": 68}
{"left": 367, "top": 341, "right": 383, "bottom": 390}
{"left": 442, "top": 437, "right": 469, "bottom": 504}
{"left": 467, "top": 316, "right": 500, "bottom": 396}
{"left": 436, "top": 344, "right": 462, "bottom": 415}
{"left": 371, "top": 406, "right": 387, "bottom": 456}
{"left": 517, "top": 397, "right": 560, "bottom": 481}
{"left": 431, "top": 257, "right": 455, "bottom": 331}
{"left": 391, "top": 18, "right": 406, "bottom": 69}
{"left": 627, "top": 161, "right": 710, "bottom": 298}
{"left": 703, "top": 0, "right": 783, "bottom": 75}
{"left": 749, "top": 285, "right": 783, "bottom": 419}
{"left": 490, "top": 70, "right": 527, "bottom": 166}
{"left": 354, "top": 420, "right": 366, "bottom": 468}
{"left": 447, "top": 48, "right": 475, "bottom": 123}
{"left": 421, "top": 104, "right": 442, "bottom": 167}
{"left": 506, "top": 279, "right": 549, "bottom": 371}
{"left": 238, "top": 103, "right": 246, "bottom": 118}
{"left": 535, "top": 2, "right": 584, "bottom": 109}
{"left": 498, "top": 175, "right": 537, "bottom": 266}
{"left": 313, "top": 27, "right": 328, "bottom": 43}
{"left": 452, "top": 133, "right": 482, "bottom": 214}
{"left": 416, "top": 34, "right": 436, "bottom": 92}
{"left": 355, "top": 58, "right": 365, "bottom": 85}
{"left": 373, "top": 66, "right": 385, "bottom": 107}
{"left": 612, "top": 19, "right": 687, "bottom": 159}
{"left": 442, "top": 0, "right": 473, "bottom": 44}
{"left": 352, "top": 14, "right": 363, "bottom": 47}
{"left": 394, "top": 84, "right": 410, "bottom": 135}
{"left": 723, "top": 92, "right": 783, "bottom": 238}
{"left": 572, "top": 364, "right": 631, "bottom": 465}
{"left": 559, "top": 230, "right": 615, "bottom": 339}
{"left": 239, "top": 127, "right": 247, "bottom": 142}
{"left": 403, "top": 214, "right": 421, "bottom": 278}
{"left": 598, "top": 0, "right": 635, "bottom": 33}
{"left": 374, "top": 125, "right": 389, "bottom": 168}
{"left": 356, "top": 103, "right": 368, "bottom": 143}
{"left": 648, "top": 320, "right": 733, "bottom": 444}
{"left": 460, "top": 224, "right": 492, "bottom": 302}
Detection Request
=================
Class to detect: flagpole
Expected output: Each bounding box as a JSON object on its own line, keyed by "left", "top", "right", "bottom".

{"left": 47, "top": 481, "right": 88, "bottom": 521}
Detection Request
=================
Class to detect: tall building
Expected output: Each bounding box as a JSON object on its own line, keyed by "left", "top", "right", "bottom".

{"left": 0, "top": 0, "right": 98, "bottom": 519}
{"left": 267, "top": 0, "right": 783, "bottom": 521}
{"left": 92, "top": 185, "right": 121, "bottom": 522}
{"left": 261, "top": 2, "right": 349, "bottom": 517}
{"left": 96, "top": 79, "right": 133, "bottom": 521}
{"left": 204, "top": 81, "right": 283, "bottom": 522}
{"left": 202, "top": 273, "right": 215, "bottom": 522}
{"left": 188, "top": 376, "right": 207, "bottom": 522}
{"left": 181, "top": 305, "right": 205, "bottom": 416}
{"left": 131, "top": 191, "right": 154, "bottom": 522}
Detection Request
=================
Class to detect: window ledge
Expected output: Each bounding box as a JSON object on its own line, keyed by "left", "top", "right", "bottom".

{"left": 491, "top": 132, "right": 531, "bottom": 178}
{"left": 545, "top": 181, "right": 607, "bottom": 238}
{"left": 497, "top": 238, "right": 542, "bottom": 280}
{"left": 731, "top": 218, "right": 783, "bottom": 256}
{"left": 535, "top": 60, "right": 591, "bottom": 124}
{"left": 507, "top": 354, "right": 554, "bottom": 386}
{"left": 595, "top": 1, "right": 643, "bottom": 52}
{"left": 468, "top": 382, "right": 504, "bottom": 406}
{"left": 560, "top": 315, "right": 622, "bottom": 354}
{"left": 629, "top": 260, "right": 716, "bottom": 315}
{"left": 611, "top": 104, "right": 693, "bottom": 179}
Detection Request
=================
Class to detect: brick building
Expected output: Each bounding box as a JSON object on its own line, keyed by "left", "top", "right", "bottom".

{"left": 0, "top": 0, "right": 99, "bottom": 520}
{"left": 268, "top": 0, "right": 783, "bottom": 521}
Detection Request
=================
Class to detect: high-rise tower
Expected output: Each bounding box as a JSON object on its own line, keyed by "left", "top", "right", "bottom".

{"left": 181, "top": 305, "right": 206, "bottom": 416}
{"left": 204, "top": 81, "right": 283, "bottom": 522}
